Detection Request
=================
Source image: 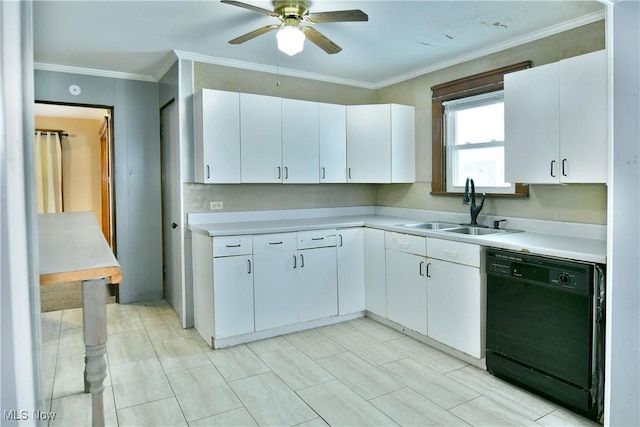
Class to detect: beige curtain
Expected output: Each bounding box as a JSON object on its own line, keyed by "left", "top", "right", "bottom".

{"left": 35, "top": 131, "right": 63, "bottom": 213}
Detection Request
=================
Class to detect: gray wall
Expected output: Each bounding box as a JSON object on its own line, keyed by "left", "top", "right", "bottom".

{"left": 35, "top": 70, "right": 163, "bottom": 303}
{"left": 375, "top": 21, "right": 607, "bottom": 224}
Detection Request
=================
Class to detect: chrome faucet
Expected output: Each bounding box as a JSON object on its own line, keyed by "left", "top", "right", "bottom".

{"left": 463, "top": 177, "right": 486, "bottom": 226}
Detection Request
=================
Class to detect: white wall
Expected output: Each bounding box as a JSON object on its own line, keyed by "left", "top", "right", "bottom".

{"left": 605, "top": 1, "right": 640, "bottom": 425}
{"left": 0, "top": 0, "right": 45, "bottom": 420}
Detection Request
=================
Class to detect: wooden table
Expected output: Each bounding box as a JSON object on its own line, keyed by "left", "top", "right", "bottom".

{"left": 39, "top": 212, "right": 121, "bottom": 427}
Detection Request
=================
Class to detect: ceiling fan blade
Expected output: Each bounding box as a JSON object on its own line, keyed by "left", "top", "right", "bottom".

{"left": 301, "top": 26, "right": 341, "bottom": 54}
{"left": 221, "top": 0, "right": 279, "bottom": 18}
{"left": 229, "top": 24, "right": 279, "bottom": 44}
{"left": 306, "top": 9, "right": 368, "bottom": 23}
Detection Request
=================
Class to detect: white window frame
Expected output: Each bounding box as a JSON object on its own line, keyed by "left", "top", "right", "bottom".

{"left": 443, "top": 90, "right": 515, "bottom": 194}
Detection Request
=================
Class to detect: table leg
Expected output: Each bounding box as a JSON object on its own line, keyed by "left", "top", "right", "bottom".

{"left": 82, "top": 278, "right": 107, "bottom": 427}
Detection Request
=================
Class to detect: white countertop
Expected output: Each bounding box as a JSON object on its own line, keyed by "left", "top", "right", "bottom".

{"left": 188, "top": 210, "right": 606, "bottom": 264}
{"left": 38, "top": 212, "right": 122, "bottom": 285}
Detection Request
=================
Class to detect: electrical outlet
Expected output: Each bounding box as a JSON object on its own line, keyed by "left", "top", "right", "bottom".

{"left": 209, "top": 201, "right": 223, "bottom": 210}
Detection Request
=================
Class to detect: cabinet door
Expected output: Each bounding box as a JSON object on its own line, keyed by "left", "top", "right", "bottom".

{"left": 253, "top": 251, "right": 298, "bottom": 330}
{"left": 240, "top": 93, "right": 282, "bottom": 183}
{"left": 504, "top": 62, "right": 560, "bottom": 184}
{"left": 385, "top": 250, "right": 427, "bottom": 335}
{"left": 298, "top": 247, "right": 338, "bottom": 322}
{"left": 391, "top": 104, "right": 416, "bottom": 183}
{"left": 364, "top": 228, "right": 386, "bottom": 317}
{"left": 193, "top": 89, "right": 241, "bottom": 183}
{"left": 337, "top": 228, "right": 365, "bottom": 315}
{"left": 319, "top": 103, "right": 347, "bottom": 183}
{"left": 427, "top": 258, "right": 482, "bottom": 358}
{"left": 559, "top": 50, "right": 607, "bottom": 183}
{"left": 282, "top": 98, "right": 319, "bottom": 183}
{"left": 346, "top": 104, "right": 391, "bottom": 183}
{"left": 213, "top": 256, "right": 254, "bottom": 338}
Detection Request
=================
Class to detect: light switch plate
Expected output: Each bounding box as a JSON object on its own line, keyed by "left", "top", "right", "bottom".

{"left": 209, "top": 201, "right": 223, "bottom": 210}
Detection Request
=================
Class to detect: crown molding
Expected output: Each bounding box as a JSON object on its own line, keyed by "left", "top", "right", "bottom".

{"left": 173, "top": 50, "right": 377, "bottom": 90}
{"left": 374, "top": 10, "right": 605, "bottom": 89}
{"left": 33, "top": 62, "right": 156, "bottom": 82}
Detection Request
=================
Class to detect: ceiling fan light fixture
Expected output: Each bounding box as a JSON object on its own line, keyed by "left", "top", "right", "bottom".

{"left": 277, "top": 25, "right": 305, "bottom": 56}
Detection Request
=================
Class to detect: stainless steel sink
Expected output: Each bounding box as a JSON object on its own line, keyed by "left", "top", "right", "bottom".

{"left": 441, "top": 226, "right": 517, "bottom": 236}
{"left": 398, "top": 222, "right": 459, "bottom": 230}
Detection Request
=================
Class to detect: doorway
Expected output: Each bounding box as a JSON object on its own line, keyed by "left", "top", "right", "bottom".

{"left": 34, "top": 102, "right": 115, "bottom": 251}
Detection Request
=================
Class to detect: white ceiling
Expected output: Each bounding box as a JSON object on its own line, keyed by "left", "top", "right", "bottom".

{"left": 33, "top": 1, "right": 604, "bottom": 88}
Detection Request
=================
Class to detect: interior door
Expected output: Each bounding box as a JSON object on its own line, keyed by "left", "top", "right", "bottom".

{"left": 161, "top": 100, "right": 184, "bottom": 323}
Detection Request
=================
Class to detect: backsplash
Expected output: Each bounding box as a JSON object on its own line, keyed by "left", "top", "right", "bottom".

{"left": 184, "top": 183, "right": 376, "bottom": 214}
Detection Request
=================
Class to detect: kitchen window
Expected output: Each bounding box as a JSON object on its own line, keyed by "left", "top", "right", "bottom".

{"left": 444, "top": 91, "right": 511, "bottom": 193}
{"left": 431, "top": 62, "right": 530, "bottom": 197}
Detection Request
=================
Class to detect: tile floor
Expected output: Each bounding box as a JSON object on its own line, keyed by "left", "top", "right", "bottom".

{"left": 41, "top": 300, "right": 601, "bottom": 426}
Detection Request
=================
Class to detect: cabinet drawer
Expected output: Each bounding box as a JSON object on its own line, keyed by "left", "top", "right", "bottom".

{"left": 253, "top": 232, "right": 297, "bottom": 254}
{"left": 385, "top": 231, "right": 426, "bottom": 256}
{"left": 427, "top": 238, "right": 480, "bottom": 267}
{"left": 213, "top": 236, "right": 252, "bottom": 257}
{"left": 298, "top": 229, "right": 337, "bottom": 249}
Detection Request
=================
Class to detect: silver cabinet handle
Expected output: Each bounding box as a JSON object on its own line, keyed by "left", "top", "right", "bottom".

{"left": 206, "top": 165, "right": 210, "bottom": 179}
{"left": 284, "top": 166, "right": 289, "bottom": 179}
{"left": 338, "top": 234, "right": 343, "bottom": 247}
{"left": 562, "top": 158, "right": 568, "bottom": 177}
{"left": 321, "top": 167, "right": 326, "bottom": 180}
{"left": 300, "top": 254, "right": 304, "bottom": 268}
{"left": 550, "top": 160, "right": 557, "bottom": 178}
{"left": 226, "top": 244, "right": 241, "bottom": 248}
{"left": 419, "top": 261, "right": 425, "bottom": 276}
{"left": 269, "top": 241, "right": 283, "bottom": 245}
{"left": 311, "top": 237, "right": 324, "bottom": 241}
{"left": 426, "top": 262, "right": 431, "bottom": 278}
{"left": 348, "top": 167, "right": 352, "bottom": 180}
{"left": 277, "top": 166, "right": 281, "bottom": 179}
{"left": 293, "top": 254, "right": 297, "bottom": 269}
{"left": 247, "top": 259, "right": 252, "bottom": 274}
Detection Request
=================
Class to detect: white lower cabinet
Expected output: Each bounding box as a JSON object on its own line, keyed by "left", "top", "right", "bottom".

{"left": 253, "top": 233, "right": 299, "bottom": 331}
{"left": 337, "top": 228, "right": 365, "bottom": 315}
{"left": 426, "top": 238, "right": 483, "bottom": 358}
{"left": 253, "top": 230, "right": 338, "bottom": 331}
{"left": 364, "top": 228, "right": 386, "bottom": 317}
{"left": 385, "top": 250, "right": 428, "bottom": 335}
{"left": 192, "top": 233, "right": 254, "bottom": 346}
{"left": 385, "top": 232, "right": 428, "bottom": 335}
{"left": 213, "top": 255, "right": 254, "bottom": 337}
{"left": 298, "top": 246, "right": 337, "bottom": 322}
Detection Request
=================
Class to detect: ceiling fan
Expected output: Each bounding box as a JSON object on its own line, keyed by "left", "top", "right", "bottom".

{"left": 221, "top": 0, "right": 368, "bottom": 55}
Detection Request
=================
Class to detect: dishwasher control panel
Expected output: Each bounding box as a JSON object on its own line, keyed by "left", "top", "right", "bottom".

{"left": 486, "top": 249, "right": 593, "bottom": 294}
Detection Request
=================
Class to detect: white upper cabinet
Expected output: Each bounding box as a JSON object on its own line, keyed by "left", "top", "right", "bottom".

{"left": 193, "top": 89, "right": 241, "bottom": 183}
{"left": 346, "top": 104, "right": 415, "bottom": 183}
{"left": 194, "top": 90, "right": 416, "bottom": 184}
{"left": 559, "top": 50, "right": 608, "bottom": 183}
{"left": 505, "top": 50, "right": 607, "bottom": 184}
{"left": 240, "top": 93, "right": 283, "bottom": 183}
{"left": 319, "top": 103, "right": 347, "bottom": 183}
{"left": 282, "top": 98, "right": 320, "bottom": 183}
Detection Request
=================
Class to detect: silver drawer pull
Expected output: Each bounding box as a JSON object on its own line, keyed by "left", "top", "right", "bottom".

{"left": 311, "top": 237, "right": 325, "bottom": 241}
{"left": 269, "top": 241, "right": 283, "bottom": 245}
{"left": 225, "top": 244, "right": 242, "bottom": 248}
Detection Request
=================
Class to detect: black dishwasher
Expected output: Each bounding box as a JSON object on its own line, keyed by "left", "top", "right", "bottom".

{"left": 486, "top": 248, "right": 605, "bottom": 421}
